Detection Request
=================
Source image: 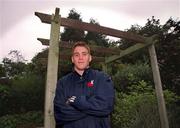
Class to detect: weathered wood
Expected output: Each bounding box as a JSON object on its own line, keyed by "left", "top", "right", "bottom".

{"left": 148, "top": 44, "right": 169, "bottom": 128}
{"left": 59, "top": 55, "right": 105, "bottom": 62}
{"left": 102, "top": 63, "right": 107, "bottom": 73}
{"left": 39, "top": 54, "right": 105, "bottom": 63}
{"left": 37, "top": 38, "right": 120, "bottom": 55}
{"left": 35, "top": 12, "right": 146, "bottom": 43}
{"left": 44, "top": 8, "right": 60, "bottom": 128}
{"left": 105, "top": 37, "right": 153, "bottom": 63}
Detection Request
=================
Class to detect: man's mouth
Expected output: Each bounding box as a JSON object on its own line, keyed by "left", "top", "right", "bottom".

{"left": 78, "top": 62, "right": 84, "bottom": 64}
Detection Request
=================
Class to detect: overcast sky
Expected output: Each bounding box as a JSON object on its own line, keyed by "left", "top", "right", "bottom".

{"left": 0, "top": 0, "right": 179, "bottom": 62}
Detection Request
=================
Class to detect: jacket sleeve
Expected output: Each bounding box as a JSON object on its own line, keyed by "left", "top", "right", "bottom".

{"left": 70, "top": 72, "right": 115, "bottom": 117}
{"left": 54, "top": 79, "right": 87, "bottom": 125}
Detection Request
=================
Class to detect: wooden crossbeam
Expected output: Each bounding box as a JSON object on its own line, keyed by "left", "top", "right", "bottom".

{"left": 38, "top": 58, "right": 71, "bottom": 70}
{"left": 105, "top": 38, "right": 154, "bottom": 63}
{"left": 37, "top": 38, "right": 120, "bottom": 55}
{"left": 38, "top": 55, "right": 105, "bottom": 63}
{"left": 35, "top": 12, "right": 146, "bottom": 43}
{"left": 59, "top": 54, "right": 105, "bottom": 62}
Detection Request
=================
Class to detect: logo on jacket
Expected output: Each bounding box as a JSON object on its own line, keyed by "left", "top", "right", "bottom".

{"left": 87, "top": 80, "right": 94, "bottom": 87}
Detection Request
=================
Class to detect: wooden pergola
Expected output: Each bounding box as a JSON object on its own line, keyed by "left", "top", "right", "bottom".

{"left": 35, "top": 8, "right": 169, "bottom": 128}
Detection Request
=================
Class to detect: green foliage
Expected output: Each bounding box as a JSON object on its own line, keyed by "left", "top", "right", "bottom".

{"left": 163, "top": 90, "right": 180, "bottom": 104}
{"left": 155, "top": 18, "right": 180, "bottom": 95}
{"left": 111, "top": 61, "right": 180, "bottom": 128}
{"left": 112, "top": 91, "right": 160, "bottom": 128}
{"left": 2, "top": 50, "right": 27, "bottom": 78}
{"left": 2, "top": 57, "right": 27, "bottom": 78}
{"left": 0, "top": 64, "right": 6, "bottom": 77}
{"left": 0, "top": 85, "right": 11, "bottom": 116}
{"left": 116, "top": 16, "right": 180, "bottom": 96}
{"left": 0, "top": 111, "right": 43, "bottom": 128}
{"left": 128, "top": 80, "right": 153, "bottom": 94}
{"left": 0, "top": 73, "right": 45, "bottom": 116}
{"left": 141, "top": 16, "right": 162, "bottom": 36}
{"left": 0, "top": 85, "right": 11, "bottom": 100}
{"left": 112, "top": 62, "right": 153, "bottom": 92}
{"left": 10, "top": 73, "right": 45, "bottom": 113}
{"left": 112, "top": 81, "right": 180, "bottom": 128}
{"left": 31, "top": 48, "right": 48, "bottom": 77}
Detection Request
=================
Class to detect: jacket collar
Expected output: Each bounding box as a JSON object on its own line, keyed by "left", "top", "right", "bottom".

{"left": 72, "top": 67, "right": 91, "bottom": 80}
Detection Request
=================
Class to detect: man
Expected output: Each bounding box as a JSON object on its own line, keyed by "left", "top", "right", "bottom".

{"left": 54, "top": 41, "right": 115, "bottom": 128}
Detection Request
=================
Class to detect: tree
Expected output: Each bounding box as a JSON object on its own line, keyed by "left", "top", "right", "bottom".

{"left": 115, "top": 16, "right": 180, "bottom": 96}
{"left": 2, "top": 50, "right": 27, "bottom": 78}
{"left": 156, "top": 18, "right": 180, "bottom": 95}
{"left": 61, "top": 8, "right": 85, "bottom": 42}
{"left": 0, "top": 64, "right": 6, "bottom": 77}
{"left": 85, "top": 18, "right": 109, "bottom": 47}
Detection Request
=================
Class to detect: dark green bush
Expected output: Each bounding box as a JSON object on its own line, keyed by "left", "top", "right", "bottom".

{"left": 0, "top": 85, "right": 12, "bottom": 116}
{"left": 112, "top": 81, "right": 180, "bottom": 128}
{"left": 112, "top": 80, "right": 160, "bottom": 128}
{"left": 0, "top": 111, "right": 43, "bottom": 128}
{"left": 0, "top": 73, "right": 45, "bottom": 116}
{"left": 10, "top": 73, "right": 45, "bottom": 113}
{"left": 112, "top": 62, "right": 153, "bottom": 92}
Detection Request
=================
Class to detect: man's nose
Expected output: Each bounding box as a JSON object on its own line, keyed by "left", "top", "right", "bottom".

{"left": 79, "top": 54, "right": 83, "bottom": 59}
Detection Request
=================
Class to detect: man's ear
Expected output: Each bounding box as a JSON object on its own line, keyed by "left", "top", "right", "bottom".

{"left": 71, "top": 56, "right": 74, "bottom": 63}
{"left": 89, "top": 55, "right": 92, "bottom": 62}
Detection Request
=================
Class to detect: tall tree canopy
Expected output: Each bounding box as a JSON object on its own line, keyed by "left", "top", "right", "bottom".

{"left": 85, "top": 18, "right": 109, "bottom": 47}
{"left": 116, "top": 16, "right": 180, "bottom": 95}
{"left": 61, "top": 8, "right": 85, "bottom": 42}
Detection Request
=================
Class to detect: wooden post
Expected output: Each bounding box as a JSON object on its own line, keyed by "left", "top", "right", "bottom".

{"left": 44, "top": 8, "right": 60, "bottom": 128}
{"left": 148, "top": 44, "right": 169, "bottom": 128}
{"left": 102, "top": 63, "right": 107, "bottom": 73}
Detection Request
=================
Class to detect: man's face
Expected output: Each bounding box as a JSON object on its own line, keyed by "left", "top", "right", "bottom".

{"left": 71, "top": 46, "right": 92, "bottom": 71}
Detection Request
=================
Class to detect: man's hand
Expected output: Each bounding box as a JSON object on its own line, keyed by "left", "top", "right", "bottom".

{"left": 66, "top": 96, "right": 76, "bottom": 105}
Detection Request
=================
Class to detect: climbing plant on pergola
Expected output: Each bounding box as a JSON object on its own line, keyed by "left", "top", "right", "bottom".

{"left": 35, "top": 8, "right": 169, "bottom": 128}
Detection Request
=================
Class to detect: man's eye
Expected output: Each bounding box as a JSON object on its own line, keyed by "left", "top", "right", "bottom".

{"left": 74, "top": 54, "right": 79, "bottom": 57}
{"left": 82, "top": 53, "right": 88, "bottom": 56}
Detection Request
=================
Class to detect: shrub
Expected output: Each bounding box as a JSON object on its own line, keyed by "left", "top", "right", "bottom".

{"left": 0, "top": 73, "right": 45, "bottom": 116}
{"left": 0, "top": 85, "right": 12, "bottom": 116}
{"left": 112, "top": 62, "right": 153, "bottom": 92}
{"left": 10, "top": 73, "right": 45, "bottom": 114}
{"left": 0, "top": 111, "right": 43, "bottom": 128}
{"left": 112, "top": 81, "right": 180, "bottom": 128}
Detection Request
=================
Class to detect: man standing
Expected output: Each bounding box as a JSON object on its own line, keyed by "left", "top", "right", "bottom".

{"left": 54, "top": 41, "right": 115, "bottom": 128}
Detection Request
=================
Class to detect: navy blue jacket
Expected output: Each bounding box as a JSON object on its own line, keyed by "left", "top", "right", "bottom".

{"left": 54, "top": 68, "right": 115, "bottom": 128}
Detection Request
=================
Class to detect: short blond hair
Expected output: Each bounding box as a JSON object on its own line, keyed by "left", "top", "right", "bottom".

{"left": 72, "top": 41, "right": 91, "bottom": 55}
